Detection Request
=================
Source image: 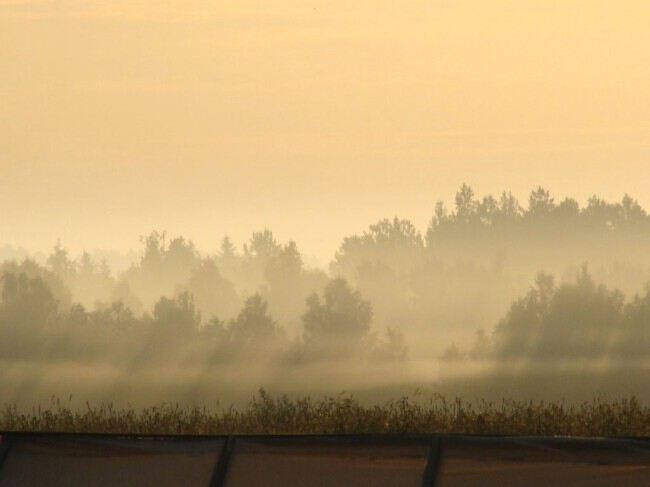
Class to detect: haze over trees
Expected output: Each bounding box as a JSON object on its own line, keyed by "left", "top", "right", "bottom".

{"left": 3, "top": 185, "right": 650, "bottom": 404}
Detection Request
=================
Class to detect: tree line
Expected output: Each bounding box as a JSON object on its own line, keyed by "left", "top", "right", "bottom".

{"left": 0, "top": 259, "right": 406, "bottom": 365}
{"left": 2, "top": 185, "right": 650, "bottom": 367}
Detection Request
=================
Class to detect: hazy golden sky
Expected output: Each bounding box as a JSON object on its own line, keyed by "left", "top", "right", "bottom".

{"left": 1, "top": 1, "right": 649, "bottom": 263}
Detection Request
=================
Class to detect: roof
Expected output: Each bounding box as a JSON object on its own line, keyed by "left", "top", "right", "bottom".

{"left": 1, "top": 432, "right": 649, "bottom": 485}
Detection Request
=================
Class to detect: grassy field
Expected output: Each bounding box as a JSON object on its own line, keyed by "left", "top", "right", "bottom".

{"left": 2, "top": 390, "right": 650, "bottom": 437}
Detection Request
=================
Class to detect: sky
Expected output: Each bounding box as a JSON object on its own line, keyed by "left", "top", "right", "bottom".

{"left": 1, "top": 0, "right": 649, "bottom": 265}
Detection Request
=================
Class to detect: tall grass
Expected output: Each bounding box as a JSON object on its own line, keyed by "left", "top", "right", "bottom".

{"left": 2, "top": 390, "right": 650, "bottom": 437}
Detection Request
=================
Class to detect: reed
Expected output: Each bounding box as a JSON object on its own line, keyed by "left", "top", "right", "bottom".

{"left": 2, "top": 390, "right": 650, "bottom": 437}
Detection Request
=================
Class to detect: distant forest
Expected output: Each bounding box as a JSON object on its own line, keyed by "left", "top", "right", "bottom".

{"left": 3, "top": 185, "right": 650, "bottom": 372}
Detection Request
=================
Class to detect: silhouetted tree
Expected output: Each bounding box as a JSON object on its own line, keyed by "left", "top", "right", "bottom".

{"left": 494, "top": 267, "right": 624, "bottom": 360}
{"left": 152, "top": 292, "right": 201, "bottom": 335}
{"left": 228, "top": 294, "right": 279, "bottom": 352}
{"left": 47, "top": 241, "right": 76, "bottom": 282}
{"left": 302, "top": 278, "right": 373, "bottom": 357}
{"left": 527, "top": 187, "right": 555, "bottom": 218}
{"left": 0, "top": 271, "right": 58, "bottom": 358}
{"left": 186, "top": 258, "right": 240, "bottom": 322}
{"left": 122, "top": 231, "right": 201, "bottom": 309}
{"left": 615, "top": 284, "right": 650, "bottom": 358}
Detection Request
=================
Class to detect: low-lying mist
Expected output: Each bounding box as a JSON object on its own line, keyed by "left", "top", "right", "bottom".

{"left": 3, "top": 186, "right": 650, "bottom": 408}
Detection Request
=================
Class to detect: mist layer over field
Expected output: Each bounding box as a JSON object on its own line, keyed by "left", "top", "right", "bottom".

{"left": 2, "top": 187, "right": 650, "bottom": 407}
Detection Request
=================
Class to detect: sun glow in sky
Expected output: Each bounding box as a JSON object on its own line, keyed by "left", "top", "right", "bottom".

{"left": 1, "top": 1, "right": 649, "bottom": 263}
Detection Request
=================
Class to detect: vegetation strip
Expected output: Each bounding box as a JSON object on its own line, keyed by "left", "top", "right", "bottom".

{"left": 2, "top": 393, "right": 650, "bottom": 437}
